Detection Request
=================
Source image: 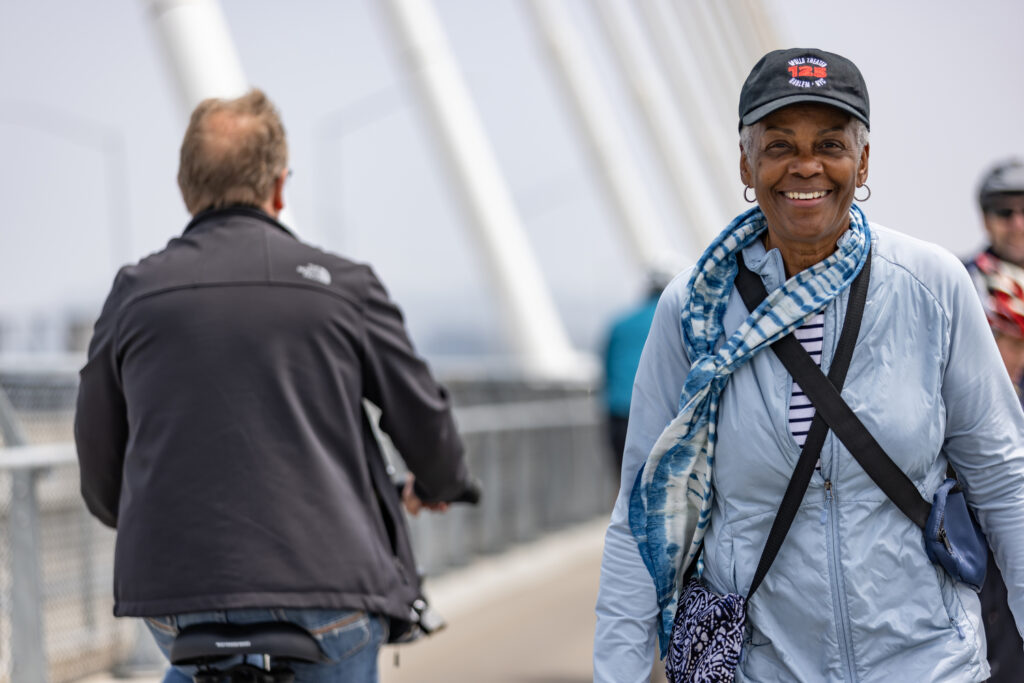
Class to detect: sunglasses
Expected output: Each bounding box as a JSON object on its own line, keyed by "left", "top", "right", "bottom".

{"left": 988, "top": 206, "right": 1024, "bottom": 219}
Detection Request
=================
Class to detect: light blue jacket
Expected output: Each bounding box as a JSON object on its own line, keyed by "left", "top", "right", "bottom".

{"left": 595, "top": 225, "right": 1024, "bottom": 682}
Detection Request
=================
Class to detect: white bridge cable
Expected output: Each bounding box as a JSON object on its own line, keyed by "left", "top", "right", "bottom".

{"left": 740, "top": 0, "right": 783, "bottom": 57}
{"left": 142, "top": 0, "right": 297, "bottom": 227}
{"left": 591, "top": 0, "right": 730, "bottom": 248}
{"left": 143, "top": 0, "right": 249, "bottom": 112}
{"left": 633, "top": 0, "right": 744, "bottom": 226}
{"left": 721, "top": 0, "right": 768, "bottom": 71}
{"left": 377, "top": 0, "right": 580, "bottom": 380}
{"left": 523, "top": 0, "right": 691, "bottom": 268}
{"left": 698, "top": 0, "right": 752, "bottom": 95}
{"left": 645, "top": 0, "right": 735, "bottom": 134}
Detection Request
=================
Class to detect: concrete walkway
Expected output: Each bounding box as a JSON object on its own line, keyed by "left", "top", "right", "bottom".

{"left": 381, "top": 519, "right": 606, "bottom": 683}
{"left": 76, "top": 519, "right": 666, "bottom": 683}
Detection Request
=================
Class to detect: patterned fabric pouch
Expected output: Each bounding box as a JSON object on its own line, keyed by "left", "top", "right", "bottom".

{"left": 666, "top": 579, "right": 747, "bottom": 682}
{"left": 664, "top": 254, "right": 870, "bottom": 682}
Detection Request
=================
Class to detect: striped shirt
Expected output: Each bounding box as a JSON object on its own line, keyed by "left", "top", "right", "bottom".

{"left": 790, "top": 314, "right": 824, "bottom": 461}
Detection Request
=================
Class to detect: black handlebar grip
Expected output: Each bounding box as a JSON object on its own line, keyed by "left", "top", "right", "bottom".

{"left": 395, "top": 476, "right": 483, "bottom": 505}
{"left": 451, "top": 477, "right": 482, "bottom": 505}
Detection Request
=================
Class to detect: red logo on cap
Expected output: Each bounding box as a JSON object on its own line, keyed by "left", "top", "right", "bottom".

{"left": 787, "top": 57, "right": 828, "bottom": 88}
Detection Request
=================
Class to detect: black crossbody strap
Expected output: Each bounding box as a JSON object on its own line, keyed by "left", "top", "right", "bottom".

{"left": 734, "top": 253, "right": 870, "bottom": 598}
{"left": 737, "top": 254, "right": 932, "bottom": 532}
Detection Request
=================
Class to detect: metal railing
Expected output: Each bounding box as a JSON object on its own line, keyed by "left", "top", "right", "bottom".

{"left": 0, "top": 362, "right": 615, "bottom": 682}
{"left": 0, "top": 369, "right": 133, "bottom": 683}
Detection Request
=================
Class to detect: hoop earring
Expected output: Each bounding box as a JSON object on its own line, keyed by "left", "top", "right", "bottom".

{"left": 743, "top": 186, "right": 756, "bottom": 203}
{"left": 854, "top": 184, "right": 871, "bottom": 202}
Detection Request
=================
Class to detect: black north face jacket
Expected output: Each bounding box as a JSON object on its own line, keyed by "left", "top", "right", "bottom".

{"left": 75, "top": 206, "right": 468, "bottom": 628}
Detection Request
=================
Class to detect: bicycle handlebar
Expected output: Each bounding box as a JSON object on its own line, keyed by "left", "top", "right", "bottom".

{"left": 449, "top": 478, "right": 482, "bottom": 505}
{"left": 394, "top": 475, "right": 482, "bottom": 506}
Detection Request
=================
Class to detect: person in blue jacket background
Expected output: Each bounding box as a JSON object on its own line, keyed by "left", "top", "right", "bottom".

{"left": 602, "top": 269, "right": 675, "bottom": 480}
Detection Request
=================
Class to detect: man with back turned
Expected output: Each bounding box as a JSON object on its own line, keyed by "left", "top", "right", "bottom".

{"left": 74, "top": 89, "right": 471, "bottom": 682}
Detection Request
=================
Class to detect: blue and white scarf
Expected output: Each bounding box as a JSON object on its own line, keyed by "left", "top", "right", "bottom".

{"left": 629, "top": 204, "right": 872, "bottom": 654}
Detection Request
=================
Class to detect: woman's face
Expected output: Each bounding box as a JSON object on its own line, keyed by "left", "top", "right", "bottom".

{"left": 741, "top": 103, "right": 869, "bottom": 256}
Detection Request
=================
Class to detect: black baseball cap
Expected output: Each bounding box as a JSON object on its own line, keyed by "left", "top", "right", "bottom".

{"left": 738, "top": 48, "right": 870, "bottom": 131}
{"left": 979, "top": 159, "right": 1024, "bottom": 208}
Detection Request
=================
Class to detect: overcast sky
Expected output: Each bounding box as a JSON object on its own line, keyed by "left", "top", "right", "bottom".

{"left": 3, "top": 0, "right": 1023, "bottom": 357}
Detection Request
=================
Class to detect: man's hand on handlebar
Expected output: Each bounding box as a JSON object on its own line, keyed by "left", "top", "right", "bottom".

{"left": 396, "top": 474, "right": 482, "bottom": 516}
{"left": 401, "top": 473, "right": 450, "bottom": 517}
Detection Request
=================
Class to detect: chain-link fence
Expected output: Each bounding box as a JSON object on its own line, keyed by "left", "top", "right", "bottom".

{"left": 0, "top": 360, "right": 615, "bottom": 682}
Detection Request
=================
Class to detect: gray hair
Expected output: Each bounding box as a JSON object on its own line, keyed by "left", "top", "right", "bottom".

{"left": 739, "top": 119, "right": 869, "bottom": 168}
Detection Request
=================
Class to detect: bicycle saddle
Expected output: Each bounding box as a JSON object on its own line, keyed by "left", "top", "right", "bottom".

{"left": 170, "top": 622, "right": 328, "bottom": 665}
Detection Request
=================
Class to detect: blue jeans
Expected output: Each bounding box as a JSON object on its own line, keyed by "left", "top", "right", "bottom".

{"left": 144, "top": 608, "right": 389, "bottom": 682}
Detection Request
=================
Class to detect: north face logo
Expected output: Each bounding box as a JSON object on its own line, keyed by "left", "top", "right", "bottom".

{"left": 296, "top": 263, "right": 331, "bottom": 285}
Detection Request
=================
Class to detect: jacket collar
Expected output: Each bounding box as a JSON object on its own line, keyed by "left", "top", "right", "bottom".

{"left": 740, "top": 236, "right": 786, "bottom": 292}
{"left": 183, "top": 205, "right": 296, "bottom": 238}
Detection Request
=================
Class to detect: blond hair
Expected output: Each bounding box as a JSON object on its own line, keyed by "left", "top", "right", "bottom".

{"left": 177, "top": 89, "right": 288, "bottom": 215}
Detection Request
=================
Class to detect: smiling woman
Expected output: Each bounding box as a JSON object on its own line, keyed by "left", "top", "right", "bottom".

{"left": 595, "top": 47, "right": 1024, "bottom": 683}
{"left": 741, "top": 104, "right": 869, "bottom": 277}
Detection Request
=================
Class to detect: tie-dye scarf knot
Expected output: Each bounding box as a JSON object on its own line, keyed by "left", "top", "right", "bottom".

{"left": 629, "top": 204, "right": 872, "bottom": 655}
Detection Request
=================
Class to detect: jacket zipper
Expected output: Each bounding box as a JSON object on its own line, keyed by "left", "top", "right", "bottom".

{"left": 939, "top": 527, "right": 953, "bottom": 554}
{"left": 824, "top": 479, "right": 859, "bottom": 681}
{"left": 936, "top": 507, "right": 965, "bottom": 639}
{"left": 938, "top": 505, "right": 953, "bottom": 554}
{"left": 821, "top": 480, "right": 832, "bottom": 525}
